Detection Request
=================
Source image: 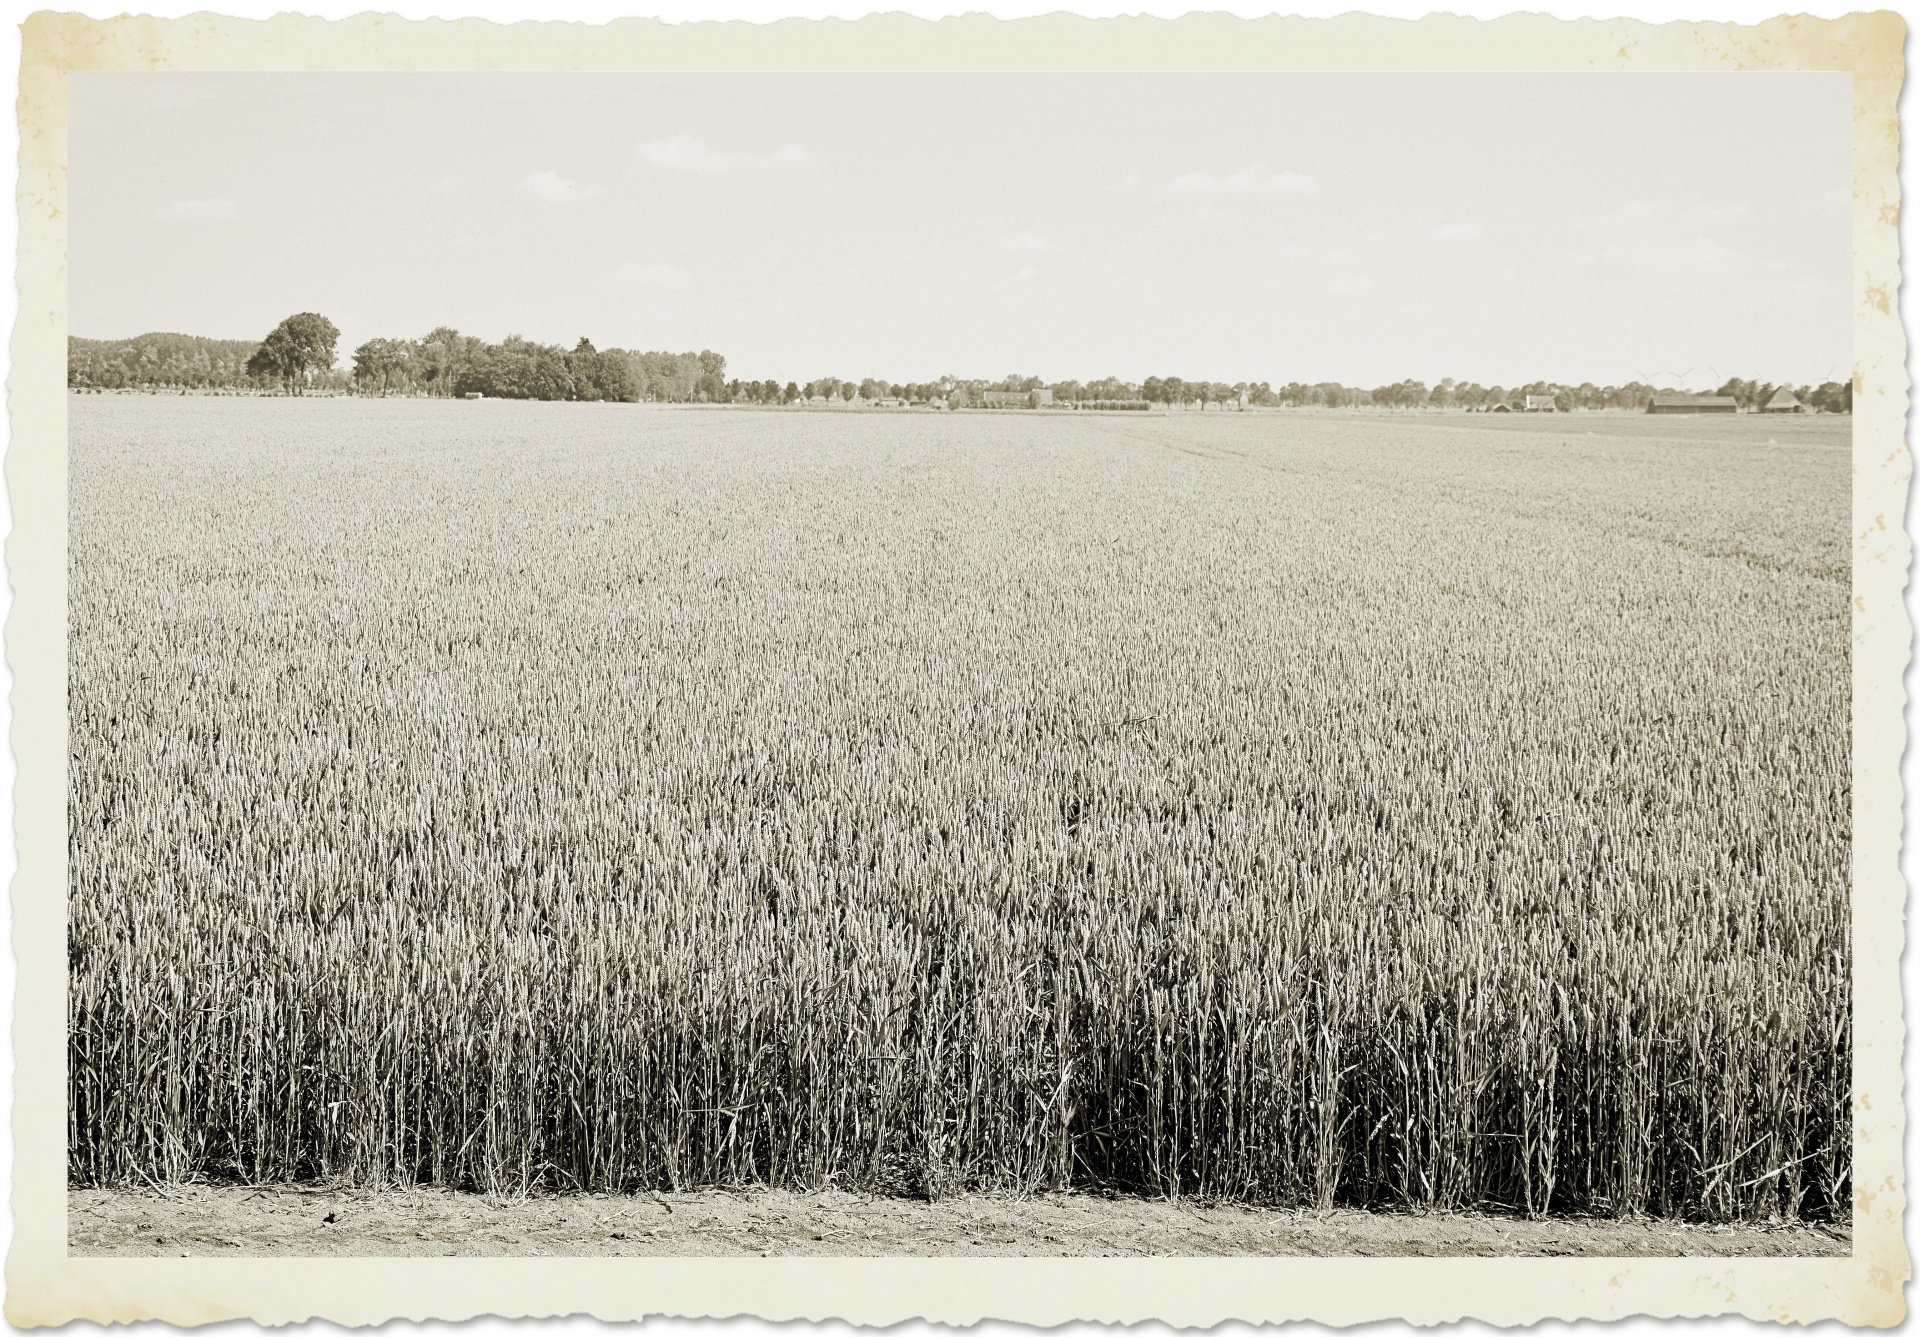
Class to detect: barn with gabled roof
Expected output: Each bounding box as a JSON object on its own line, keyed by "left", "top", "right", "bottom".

{"left": 1646, "top": 394, "right": 1738, "bottom": 415}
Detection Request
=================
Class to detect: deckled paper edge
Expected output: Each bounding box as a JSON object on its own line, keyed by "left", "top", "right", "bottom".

{"left": 6, "top": 8, "right": 1907, "bottom": 1328}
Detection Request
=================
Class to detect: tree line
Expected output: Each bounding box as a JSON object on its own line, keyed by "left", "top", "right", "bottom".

{"left": 69, "top": 316, "right": 732, "bottom": 405}
{"left": 67, "top": 331, "right": 283, "bottom": 392}
{"left": 68, "top": 313, "right": 1853, "bottom": 415}
{"left": 354, "top": 330, "right": 731, "bottom": 403}
{"left": 787, "top": 373, "right": 1852, "bottom": 414}
{"left": 1711, "top": 377, "right": 1853, "bottom": 415}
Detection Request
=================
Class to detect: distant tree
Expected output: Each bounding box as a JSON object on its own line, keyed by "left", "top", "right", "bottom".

{"left": 351, "top": 338, "right": 417, "bottom": 396}
{"left": 68, "top": 332, "right": 261, "bottom": 391}
{"left": 248, "top": 313, "right": 340, "bottom": 394}
{"left": 415, "top": 327, "right": 470, "bottom": 397}
{"left": 1715, "top": 377, "right": 1779, "bottom": 412}
{"left": 694, "top": 350, "right": 728, "bottom": 402}
{"left": 1375, "top": 379, "right": 1428, "bottom": 410}
{"left": 480, "top": 336, "right": 576, "bottom": 401}
{"left": 451, "top": 343, "right": 497, "bottom": 397}
{"left": 1808, "top": 380, "right": 1853, "bottom": 413}
{"left": 617, "top": 350, "right": 698, "bottom": 401}
{"left": 593, "top": 351, "right": 639, "bottom": 402}
{"left": 567, "top": 337, "right": 600, "bottom": 400}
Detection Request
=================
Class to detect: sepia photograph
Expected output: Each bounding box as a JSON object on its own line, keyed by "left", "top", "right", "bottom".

{"left": 14, "top": 7, "right": 1907, "bottom": 1327}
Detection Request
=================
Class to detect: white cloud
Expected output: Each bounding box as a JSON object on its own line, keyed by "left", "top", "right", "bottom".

{"left": 157, "top": 198, "right": 236, "bottom": 221}
{"left": 1170, "top": 167, "right": 1319, "bottom": 197}
{"left": 635, "top": 135, "right": 811, "bottom": 174}
{"left": 517, "top": 170, "right": 600, "bottom": 204}
{"left": 612, "top": 263, "right": 693, "bottom": 290}
{"left": 1433, "top": 222, "right": 1485, "bottom": 241}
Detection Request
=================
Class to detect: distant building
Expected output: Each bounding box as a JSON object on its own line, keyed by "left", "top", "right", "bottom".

{"left": 1523, "top": 393, "right": 1558, "bottom": 412}
{"left": 1488, "top": 402, "right": 1512, "bottom": 412}
{"left": 1761, "top": 387, "right": 1805, "bottom": 413}
{"left": 1647, "top": 394, "right": 1739, "bottom": 415}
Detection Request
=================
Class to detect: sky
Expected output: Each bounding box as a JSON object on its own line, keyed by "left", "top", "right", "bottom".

{"left": 70, "top": 71, "right": 1852, "bottom": 389}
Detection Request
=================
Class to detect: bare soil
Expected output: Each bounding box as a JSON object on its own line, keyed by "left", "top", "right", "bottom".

{"left": 70, "top": 1186, "right": 1850, "bottom": 1258}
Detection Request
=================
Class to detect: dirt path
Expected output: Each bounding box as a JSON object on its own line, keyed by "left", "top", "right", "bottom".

{"left": 69, "top": 1186, "right": 1850, "bottom": 1258}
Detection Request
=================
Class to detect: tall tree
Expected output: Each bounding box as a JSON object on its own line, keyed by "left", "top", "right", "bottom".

{"left": 696, "top": 350, "right": 728, "bottom": 402}
{"left": 351, "top": 338, "right": 418, "bottom": 396}
{"left": 417, "top": 327, "right": 467, "bottom": 397}
{"left": 247, "top": 313, "right": 340, "bottom": 394}
{"left": 594, "top": 351, "right": 639, "bottom": 403}
{"left": 1809, "top": 380, "right": 1852, "bottom": 413}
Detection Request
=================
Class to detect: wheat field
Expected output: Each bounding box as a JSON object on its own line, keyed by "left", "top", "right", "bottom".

{"left": 68, "top": 396, "right": 1851, "bottom": 1221}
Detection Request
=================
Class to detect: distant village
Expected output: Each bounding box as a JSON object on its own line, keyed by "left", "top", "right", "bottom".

{"left": 66, "top": 321, "right": 1853, "bottom": 416}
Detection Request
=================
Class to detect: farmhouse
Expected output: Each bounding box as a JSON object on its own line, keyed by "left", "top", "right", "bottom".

{"left": 1760, "top": 387, "right": 1805, "bottom": 413}
{"left": 1523, "top": 393, "right": 1558, "bottom": 412}
{"left": 1646, "top": 394, "right": 1739, "bottom": 415}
